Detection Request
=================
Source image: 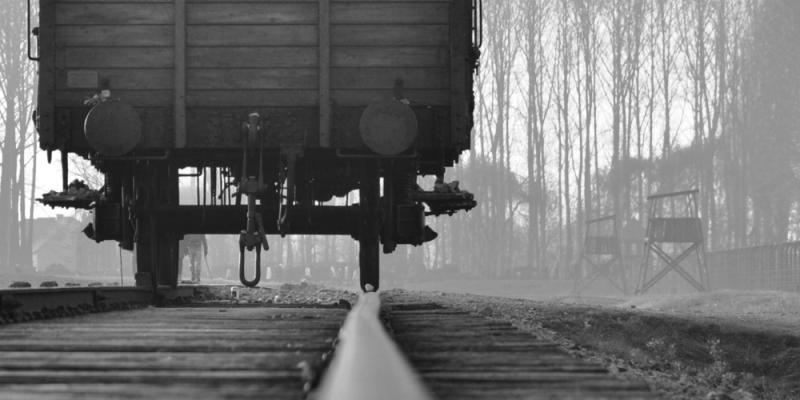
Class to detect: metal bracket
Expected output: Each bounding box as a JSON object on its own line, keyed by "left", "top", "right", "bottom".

{"left": 27, "top": 0, "right": 39, "bottom": 61}
{"left": 238, "top": 217, "right": 268, "bottom": 288}
{"left": 237, "top": 112, "right": 270, "bottom": 287}
{"left": 335, "top": 149, "right": 418, "bottom": 159}
{"left": 472, "top": 0, "right": 483, "bottom": 49}
{"left": 278, "top": 147, "right": 303, "bottom": 235}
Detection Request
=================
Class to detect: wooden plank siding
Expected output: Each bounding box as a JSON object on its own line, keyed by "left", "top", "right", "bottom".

{"left": 329, "top": 1, "right": 451, "bottom": 109}
{"left": 183, "top": 1, "right": 450, "bottom": 108}
{"left": 55, "top": 3, "right": 175, "bottom": 25}
{"left": 51, "top": 0, "right": 457, "bottom": 147}
{"left": 54, "top": 1, "right": 174, "bottom": 109}
{"left": 174, "top": 0, "right": 187, "bottom": 148}
{"left": 319, "top": 0, "right": 331, "bottom": 147}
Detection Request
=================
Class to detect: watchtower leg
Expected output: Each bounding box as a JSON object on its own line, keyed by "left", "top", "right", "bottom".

{"left": 636, "top": 240, "right": 653, "bottom": 294}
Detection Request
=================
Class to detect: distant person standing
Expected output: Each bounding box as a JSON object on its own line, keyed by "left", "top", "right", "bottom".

{"left": 180, "top": 234, "right": 208, "bottom": 283}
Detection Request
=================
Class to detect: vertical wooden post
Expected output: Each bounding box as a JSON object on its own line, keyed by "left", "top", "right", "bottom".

{"left": 450, "top": 0, "right": 468, "bottom": 149}
{"left": 38, "top": 0, "right": 56, "bottom": 149}
{"left": 319, "top": 0, "right": 331, "bottom": 148}
{"left": 174, "top": 0, "right": 187, "bottom": 148}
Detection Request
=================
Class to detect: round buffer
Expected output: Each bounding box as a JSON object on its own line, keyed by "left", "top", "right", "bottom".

{"left": 359, "top": 98, "right": 418, "bottom": 156}
{"left": 84, "top": 100, "right": 142, "bottom": 156}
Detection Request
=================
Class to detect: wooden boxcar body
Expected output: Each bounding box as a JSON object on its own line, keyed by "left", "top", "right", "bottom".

{"left": 35, "top": 0, "right": 480, "bottom": 291}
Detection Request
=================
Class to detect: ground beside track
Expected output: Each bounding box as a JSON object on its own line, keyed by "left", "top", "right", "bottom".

{"left": 194, "top": 283, "right": 359, "bottom": 307}
{"left": 384, "top": 295, "right": 657, "bottom": 399}
{"left": 383, "top": 287, "right": 800, "bottom": 400}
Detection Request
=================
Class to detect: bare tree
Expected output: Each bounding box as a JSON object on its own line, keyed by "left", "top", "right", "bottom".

{"left": 520, "top": 0, "right": 552, "bottom": 276}
{"left": 574, "top": 0, "right": 598, "bottom": 239}
{"left": 0, "top": 0, "right": 38, "bottom": 270}
{"left": 483, "top": 0, "right": 519, "bottom": 275}
{"left": 548, "top": 0, "right": 572, "bottom": 275}
{"left": 744, "top": 0, "right": 800, "bottom": 244}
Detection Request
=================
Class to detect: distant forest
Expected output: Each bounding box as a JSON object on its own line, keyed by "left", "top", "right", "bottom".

{"left": 0, "top": 1, "right": 799, "bottom": 278}
{"left": 446, "top": 0, "right": 800, "bottom": 277}
{"left": 0, "top": 1, "right": 38, "bottom": 270}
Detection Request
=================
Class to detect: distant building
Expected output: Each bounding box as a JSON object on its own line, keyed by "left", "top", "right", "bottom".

{"left": 32, "top": 214, "right": 119, "bottom": 276}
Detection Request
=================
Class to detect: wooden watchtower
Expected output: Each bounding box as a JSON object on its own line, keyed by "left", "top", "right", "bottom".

{"left": 636, "top": 189, "right": 709, "bottom": 294}
{"left": 574, "top": 215, "right": 628, "bottom": 295}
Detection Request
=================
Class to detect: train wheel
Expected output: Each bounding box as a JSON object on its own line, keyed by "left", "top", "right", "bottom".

{"left": 359, "top": 162, "right": 380, "bottom": 292}
{"left": 359, "top": 229, "right": 380, "bottom": 292}
{"left": 156, "top": 231, "right": 180, "bottom": 287}
{"left": 136, "top": 220, "right": 179, "bottom": 289}
{"left": 134, "top": 162, "right": 180, "bottom": 289}
{"left": 134, "top": 215, "right": 156, "bottom": 289}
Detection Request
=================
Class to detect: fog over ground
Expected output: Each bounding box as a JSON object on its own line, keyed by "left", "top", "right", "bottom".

{"left": 1, "top": 1, "right": 799, "bottom": 299}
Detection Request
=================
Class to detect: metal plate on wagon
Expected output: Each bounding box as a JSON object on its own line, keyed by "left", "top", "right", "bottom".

{"left": 66, "top": 70, "right": 98, "bottom": 89}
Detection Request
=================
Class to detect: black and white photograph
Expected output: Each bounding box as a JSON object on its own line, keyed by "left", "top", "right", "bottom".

{"left": 0, "top": 0, "right": 798, "bottom": 398}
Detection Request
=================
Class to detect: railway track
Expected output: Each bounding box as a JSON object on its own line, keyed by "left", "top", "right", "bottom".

{"left": 0, "top": 287, "right": 347, "bottom": 399}
{"left": 0, "top": 286, "right": 657, "bottom": 399}
{"left": 385, "top": 302, "right": 657, "bottom": 399}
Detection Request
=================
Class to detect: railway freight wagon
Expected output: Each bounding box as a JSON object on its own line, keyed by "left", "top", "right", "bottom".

{"left": 33, "top": 0, "right": 481, "bottom": 291}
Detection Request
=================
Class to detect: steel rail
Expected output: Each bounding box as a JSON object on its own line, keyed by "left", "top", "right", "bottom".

{"left": 317, "top": 292, "right": 434, "bottom": 400}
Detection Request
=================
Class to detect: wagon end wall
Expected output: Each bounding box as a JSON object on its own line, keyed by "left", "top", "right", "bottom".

{"left": 38, "top": 0, "right": 474, "bottom": 159}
